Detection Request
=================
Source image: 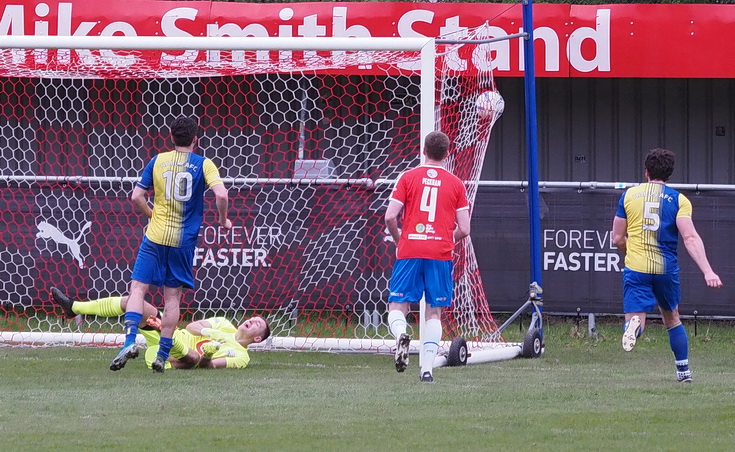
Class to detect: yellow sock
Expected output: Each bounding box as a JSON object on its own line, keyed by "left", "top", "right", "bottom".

{"left": 72, "top": 296, "right": 124, "bottom": 317}
{"left": 170, "top": 337, "right": 189, "bottom": 359}
{"left": 139, "top": 329, "right": 161, "bottom": 348}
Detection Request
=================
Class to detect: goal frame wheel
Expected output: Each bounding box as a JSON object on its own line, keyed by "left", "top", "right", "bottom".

{"left": 521, "top": 328, "right": 543, "bottom": 358}
{"left": 447, "top": 337, "right": 468, "bottom": 367}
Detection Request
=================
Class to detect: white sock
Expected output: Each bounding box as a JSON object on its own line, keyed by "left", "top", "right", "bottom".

{"left": 387, "top": 310, "right": 407, "bottom": 340}
{"left": 420, "top": 319, "right": 442, "bottom": 375}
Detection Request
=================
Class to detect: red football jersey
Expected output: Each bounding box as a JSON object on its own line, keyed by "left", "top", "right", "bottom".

{"left": 389, "top": 164, "right": 469, "bottom": 260}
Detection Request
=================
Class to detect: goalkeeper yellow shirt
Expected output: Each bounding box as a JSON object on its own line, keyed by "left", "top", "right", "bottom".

{"left": 175, "top": 317, "right": 251, "bottom": 369}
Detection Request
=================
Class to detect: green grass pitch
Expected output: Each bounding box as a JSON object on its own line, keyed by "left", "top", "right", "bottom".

{"left": 2, "top": 319, "right": 735, "bottom": 452}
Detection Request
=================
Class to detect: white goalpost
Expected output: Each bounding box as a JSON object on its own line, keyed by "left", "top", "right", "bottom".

{"left": 0, "top": 30, "right": 523, "bottom": 366}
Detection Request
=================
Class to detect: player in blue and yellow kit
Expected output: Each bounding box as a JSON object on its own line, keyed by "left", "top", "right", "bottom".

{"left": 111, "top": 116, "right": 233, "bottom": 373}
{"left": 612, "top": 148, "right": 722, "bottom": 382}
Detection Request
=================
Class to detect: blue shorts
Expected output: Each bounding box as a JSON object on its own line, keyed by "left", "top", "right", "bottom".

{"left": 622, "top": 268, "right": 681, "bottom": 313}
{"left": 131, "top": 236, "right": 196, "bottom": 289}
{"left": 388, "top": 258, "right": 453, "bottom": 308}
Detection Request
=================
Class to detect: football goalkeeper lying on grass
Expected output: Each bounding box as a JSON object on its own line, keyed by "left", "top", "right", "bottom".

{"left": 49, "top": 287, "right": 270, "bottom": 370}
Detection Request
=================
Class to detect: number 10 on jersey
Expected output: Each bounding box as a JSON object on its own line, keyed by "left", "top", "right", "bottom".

{"left": 162, "top": 170, "right": 193, "bottom": 202}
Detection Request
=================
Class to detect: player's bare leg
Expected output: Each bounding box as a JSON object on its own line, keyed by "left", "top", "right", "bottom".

{"left": 622, "top": 312, "right": 645, "bottom": 352}
{"left": 152, "top": 286, "right": 183, "bottom": 373}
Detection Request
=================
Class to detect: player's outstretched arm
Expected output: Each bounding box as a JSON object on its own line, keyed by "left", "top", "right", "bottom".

{"left": 385, "top": 201, "right": 402, "bottom": 245}
{"left": 186, "top": 319, "right": 213, "bottom": 336}
{"left": 210, "top": 184, "right": 232, "bottom": 230}
{"left": 611, "top": 216, "right": 628, "bottom": 255}
{"left": 130, "top": 186, "right": 153, "bottom": 219}
{"left": 191, "top": 319, "right": 239, "bottom": 345}
{"left": 453, "top": 209, "right": 470, "bottom": 242}
{"left": 676, "top": 216, "right": 722, "bottom": 288}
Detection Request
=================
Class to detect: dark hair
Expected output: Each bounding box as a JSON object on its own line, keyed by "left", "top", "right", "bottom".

{"left": 250, "top": 316, "right": 271, "bottom": 343}
{"left": 261, "top": 320, "right": 271, "bottom": 342}
{"left": 170, "top": 116, "right": 199, "bottom": 147}
{"left": 645, "top": 148, "right": 675, "bottom": 182}
{"left": 424, "top": 131, "right": 450, "bottom": 161}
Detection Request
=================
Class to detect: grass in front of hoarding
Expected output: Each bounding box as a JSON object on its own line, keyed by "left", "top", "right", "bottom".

{"left": 2, "top": 318, "right": 735, "bottom": 452}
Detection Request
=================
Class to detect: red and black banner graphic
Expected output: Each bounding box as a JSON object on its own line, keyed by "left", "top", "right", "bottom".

{"left": 3, "top": 184, "right": 734, "bottom": 316}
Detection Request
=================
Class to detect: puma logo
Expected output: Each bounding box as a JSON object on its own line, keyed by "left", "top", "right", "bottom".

{"left": 36, "top": 221, "right": 92, "bottom": 268}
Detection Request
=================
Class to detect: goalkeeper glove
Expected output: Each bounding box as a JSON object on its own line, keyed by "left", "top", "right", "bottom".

{"left": 201, "top": 341, "right": 222, "bottom": 358}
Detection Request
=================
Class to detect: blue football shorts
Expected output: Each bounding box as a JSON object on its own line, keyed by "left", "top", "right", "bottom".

{"left": 131, "top": 236, "right": 196, "bottom": 289}
{"left": 388, "top": 258, "right": 453, "bottom": 308}
{"left": 622, "top": 268, "right": 681, "bottom": 313}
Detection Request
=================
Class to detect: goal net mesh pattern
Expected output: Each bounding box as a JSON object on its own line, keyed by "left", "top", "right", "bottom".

{"left": 0, "top": 27, "right": 504, "bottom": 352}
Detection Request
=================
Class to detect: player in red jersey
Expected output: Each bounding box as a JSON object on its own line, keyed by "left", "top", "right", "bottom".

{"left": 385, "top": 131, "right": 471, "bottom": 383}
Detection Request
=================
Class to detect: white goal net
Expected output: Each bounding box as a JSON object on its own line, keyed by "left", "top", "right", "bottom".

{"left": 0, "top": 28, "right": 507, "bottom": 356}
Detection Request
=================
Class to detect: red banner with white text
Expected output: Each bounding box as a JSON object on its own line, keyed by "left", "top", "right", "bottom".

{"left": 0, "top": 1, "right": 733, "bottom": 78}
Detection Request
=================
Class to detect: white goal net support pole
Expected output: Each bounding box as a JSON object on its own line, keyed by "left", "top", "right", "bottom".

{"left": 0, "top": 30, "right": 514, "bottom": 364}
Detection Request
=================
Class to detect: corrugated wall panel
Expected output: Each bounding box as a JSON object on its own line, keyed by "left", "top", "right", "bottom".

{"left": 708, "top": 79, "right": 735, "bottom": 183}
{"left": 484, "top": 77, "right": 525, "bottom": 181}
{"left": 489, "top": 78, "right": 735, "bottom": 184}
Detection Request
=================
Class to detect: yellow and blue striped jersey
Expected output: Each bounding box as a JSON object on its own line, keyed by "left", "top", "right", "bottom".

{"left": 137, "top": 150, "right": 223, "bottom": 248}
{"left": 616, "top": 182, "right": 692, "bottom": 274}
